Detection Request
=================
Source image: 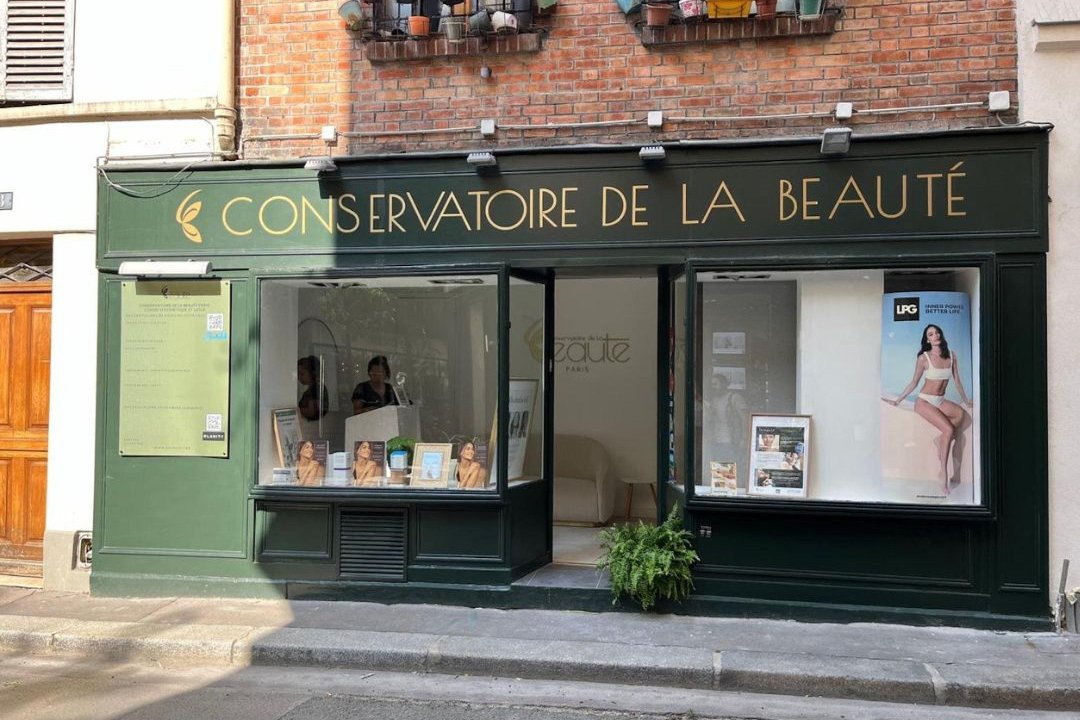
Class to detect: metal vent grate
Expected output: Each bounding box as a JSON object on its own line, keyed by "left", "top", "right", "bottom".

{"left": 1, "top": 0, "right": 74, "bottom": 102}
{"left": 339, "top": 510, "right": 407, "bottom": 582}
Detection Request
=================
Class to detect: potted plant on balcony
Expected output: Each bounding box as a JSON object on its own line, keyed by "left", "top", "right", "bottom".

{"left": 797, "top": 0, "right": 824, "bottom": 20}
{"left": 706, "top": 0, "right": 750, "bottom": 17}
{"left": 408, "top": 14, "right": 431, "bottom": 35}
{"left": 678, "top": 0, "right": 705, "bottom": 21}
{"left": 644, "top": 0, "right": 674, "bottom": 26}
{"left": 755, "top": 0, "right": 777, "bottom": 18}
{"left": 441, "top": 11, "right": 467, "bottom": 41}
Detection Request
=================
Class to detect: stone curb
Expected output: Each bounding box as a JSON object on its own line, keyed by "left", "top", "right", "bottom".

{"left": 714, "top": 650, "right": 937, "bottom": 705}
{"left": 1, "top": 618, "right": 1078, "bottom": 711}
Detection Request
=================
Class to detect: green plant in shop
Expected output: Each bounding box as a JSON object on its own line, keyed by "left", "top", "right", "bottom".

{"left": 598, "top": 505, "right": 698, "bottom": 611}
{"left": 386, "top": 436, "right": 417, "bottom": 462}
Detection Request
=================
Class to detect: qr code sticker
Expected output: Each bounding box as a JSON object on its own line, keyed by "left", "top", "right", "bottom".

{"left": 205, "top": 414, "right": 223, "bottom": 432}
{"left": 206, "top": 313, "right": 224, "bottom": 332}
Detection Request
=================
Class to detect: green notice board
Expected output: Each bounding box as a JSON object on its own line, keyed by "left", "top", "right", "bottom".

{"left": 119, "top": 280, "right": 231, "bottom": 457}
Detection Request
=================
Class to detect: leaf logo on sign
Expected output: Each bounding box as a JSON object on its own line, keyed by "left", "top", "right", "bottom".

{"left": 524, "top": 318, "right": 543, "bottom": 363}
{"left": 176, "top": 190, "right": 203, "bottom": 244}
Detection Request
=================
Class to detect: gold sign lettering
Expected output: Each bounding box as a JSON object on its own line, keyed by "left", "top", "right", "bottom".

{"left": 876, "top": 176, "right": 907, "bottom": 219}
{"left": 175, "top": 156, "right": 985, "bottom": 245}
{"left": 222, "top": 196, "right": 253, "bottom": 236}
{"left": 828, "top": 176, "right": 874, "bottom": 220}
{"left": 260, "top": 196, "right": 298, "bottom": 236}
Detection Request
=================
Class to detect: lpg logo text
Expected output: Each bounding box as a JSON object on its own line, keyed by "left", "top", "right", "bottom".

{"left": 893, "top": 297, "right": 920, "bottom": 322}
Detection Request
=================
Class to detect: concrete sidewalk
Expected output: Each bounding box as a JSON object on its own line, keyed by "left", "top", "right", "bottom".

{"left": 0, "top": 587, "right": 1078, "bottom": 712}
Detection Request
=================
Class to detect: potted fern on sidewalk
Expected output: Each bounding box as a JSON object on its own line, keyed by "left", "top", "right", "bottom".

{"left": 598, "top": 505, "right": 699, "bottom": 611}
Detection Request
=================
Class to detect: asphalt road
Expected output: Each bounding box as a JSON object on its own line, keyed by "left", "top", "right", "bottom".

{"left": 0, "top": 655, "right": 1070, "bottom": 720}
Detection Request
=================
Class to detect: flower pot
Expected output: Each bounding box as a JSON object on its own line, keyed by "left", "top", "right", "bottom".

{"left": 468, "top": 8, "right": 493, "bottom": 32}
{"left": 441, "top": 0, "right": 468, "bottom": 17}
{"left": 408, "top": 14, "right": 431, "bottom": 35}
{"left": 797, "top": 0, "right": 823, "bottom": 19}
{"left": 644, "top": 2, "right": 673, "bottom": 26}
{"left": 706, "top": 0, "right": 750, "bottom": 18}
{"left": 755, "top": 0, "right": 776, "bottom": 18}
{"left": 442, "top": 15, "right": 466, "bottom": 41}
{"left": 492, "top": 10, "right": 518, "bottom": 31}
{"left": 679, "top": 0, "right": 705, "bottom": 19}
{"left": 510, "top": 0, "right": 532, "bottom": 28}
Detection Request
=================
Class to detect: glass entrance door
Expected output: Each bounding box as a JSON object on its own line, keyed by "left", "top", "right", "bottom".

{"left": 505, "top": 269, "right": 551, "bottom": 490}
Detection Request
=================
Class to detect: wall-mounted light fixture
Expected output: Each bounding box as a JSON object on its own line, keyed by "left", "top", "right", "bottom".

{"left": 820, "top": 127, "right": 852, "bottom": 156}
{"left": 303, "top": 156, "right": 338, "bottom": 173}
{"left": 639, "top": 145, "right": 666, "bottom": 162}
{"left": 338, "top": 0, "right": 366, "bottom": 31}
{"left": 466, "top": 151, "right": 498, "bottom": 169}
{"left": 304, "top": 126, "right": 339, "bottom": 173}
{"left": 117, "top": 260, "right": 213, "bottom": 278}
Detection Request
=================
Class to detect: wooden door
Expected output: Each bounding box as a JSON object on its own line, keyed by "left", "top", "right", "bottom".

{"left": 0, "top": 287, "right": 50, "bottom": 574}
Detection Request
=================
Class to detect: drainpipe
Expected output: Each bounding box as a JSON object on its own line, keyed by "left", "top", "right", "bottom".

{"left": 215, "top": 0, "right": 237, "bottom": 157}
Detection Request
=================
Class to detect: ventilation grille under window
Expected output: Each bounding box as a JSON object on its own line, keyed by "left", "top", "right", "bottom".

{"left": 339, "top": 510, "right": 407, "bottom": 582}
{"left": 1, "top": 0, "right": 74, "bottom": 103}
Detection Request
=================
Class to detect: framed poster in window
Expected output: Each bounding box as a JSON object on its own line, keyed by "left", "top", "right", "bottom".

{"left": 489, "top": 378, "right": 539, "bottom": 483}
{"left": 272, "top": 408, "right": 303, "bottom": 468}
{"left": 748, "top": 414, "right": 810, "bottom": 498}
{"left": 410, "top": 443, "right": 453, "bottom": 488}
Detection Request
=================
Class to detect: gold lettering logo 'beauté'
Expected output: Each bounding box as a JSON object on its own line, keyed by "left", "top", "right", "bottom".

{"left": 176, "top": 190, "right": 203, "bottom": 244}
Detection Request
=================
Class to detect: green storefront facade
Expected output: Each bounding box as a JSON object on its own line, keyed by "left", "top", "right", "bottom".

{"left": 93, "top": 126, "right": 1051, "bottom": 628}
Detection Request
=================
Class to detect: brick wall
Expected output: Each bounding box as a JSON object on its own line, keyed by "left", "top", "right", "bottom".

{"left": 237, "top": 0, "right": 1017, "bottom": 158}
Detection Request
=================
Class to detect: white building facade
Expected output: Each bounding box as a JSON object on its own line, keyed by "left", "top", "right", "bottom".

{"left": 0, "top": 0, "right": 234, "bottom": 590}
{"left": 1018, "top": 1, "right": 1080, "bottom": 609}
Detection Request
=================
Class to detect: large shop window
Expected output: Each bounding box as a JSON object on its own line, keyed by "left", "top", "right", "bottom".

{"left": 693, "top": 267, "right": 981, "bottom": 507}
{"left": 258, "top": 274, "right": 498, "bottom": 492}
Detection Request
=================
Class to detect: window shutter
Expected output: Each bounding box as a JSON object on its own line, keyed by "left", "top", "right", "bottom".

{"left": 1, "top": 0, "right": 74, "bottom": 103}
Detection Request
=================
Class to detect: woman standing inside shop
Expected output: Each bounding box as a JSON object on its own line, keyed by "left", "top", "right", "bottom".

{"left": 295, "top": 440, "right": 325, "bottom": 487}
{"left": 297, "top": 356, "right": 329, "bottom": 421}
{"left": 351, "top": 355, "right": 399, "bottom": 415}
{"left": 456, "top": 440, "right": 488, "bottom": 489}
{"left": 352, "top": 440, "right": 382, "bottom": 486}
{"left": 885, "top": 324, "right": 973, "bottom": 494}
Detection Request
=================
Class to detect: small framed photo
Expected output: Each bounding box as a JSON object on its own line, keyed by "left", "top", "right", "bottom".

{"left": 271, "top": 408, "right": 303, "bottom": 467}
{"left": 748, "top": 414, "right": 810, "bottom": 498}
{"left": 709, "top": 461, "right": 738, "bottom": 496}
{"left": 712, "top": 331, "right": 746, "bottom": 355}
{"left": 410, "top": 443, "right": 453, "bottom": 488}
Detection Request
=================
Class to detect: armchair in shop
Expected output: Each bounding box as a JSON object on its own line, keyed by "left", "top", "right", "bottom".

{"left": 553, "top": 434, "right": 615, "bottom": 525}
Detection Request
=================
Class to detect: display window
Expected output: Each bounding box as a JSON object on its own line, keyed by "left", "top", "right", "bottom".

{"left": 258, "top": 274, "right": 500, "bottom": 491}
{"left": 692, "top": 267, "right": 982, "bottom": 507}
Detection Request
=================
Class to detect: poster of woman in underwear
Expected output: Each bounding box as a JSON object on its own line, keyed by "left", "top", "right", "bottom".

{"left": 880, "top": 291, "right": 976, "bottom": 504}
